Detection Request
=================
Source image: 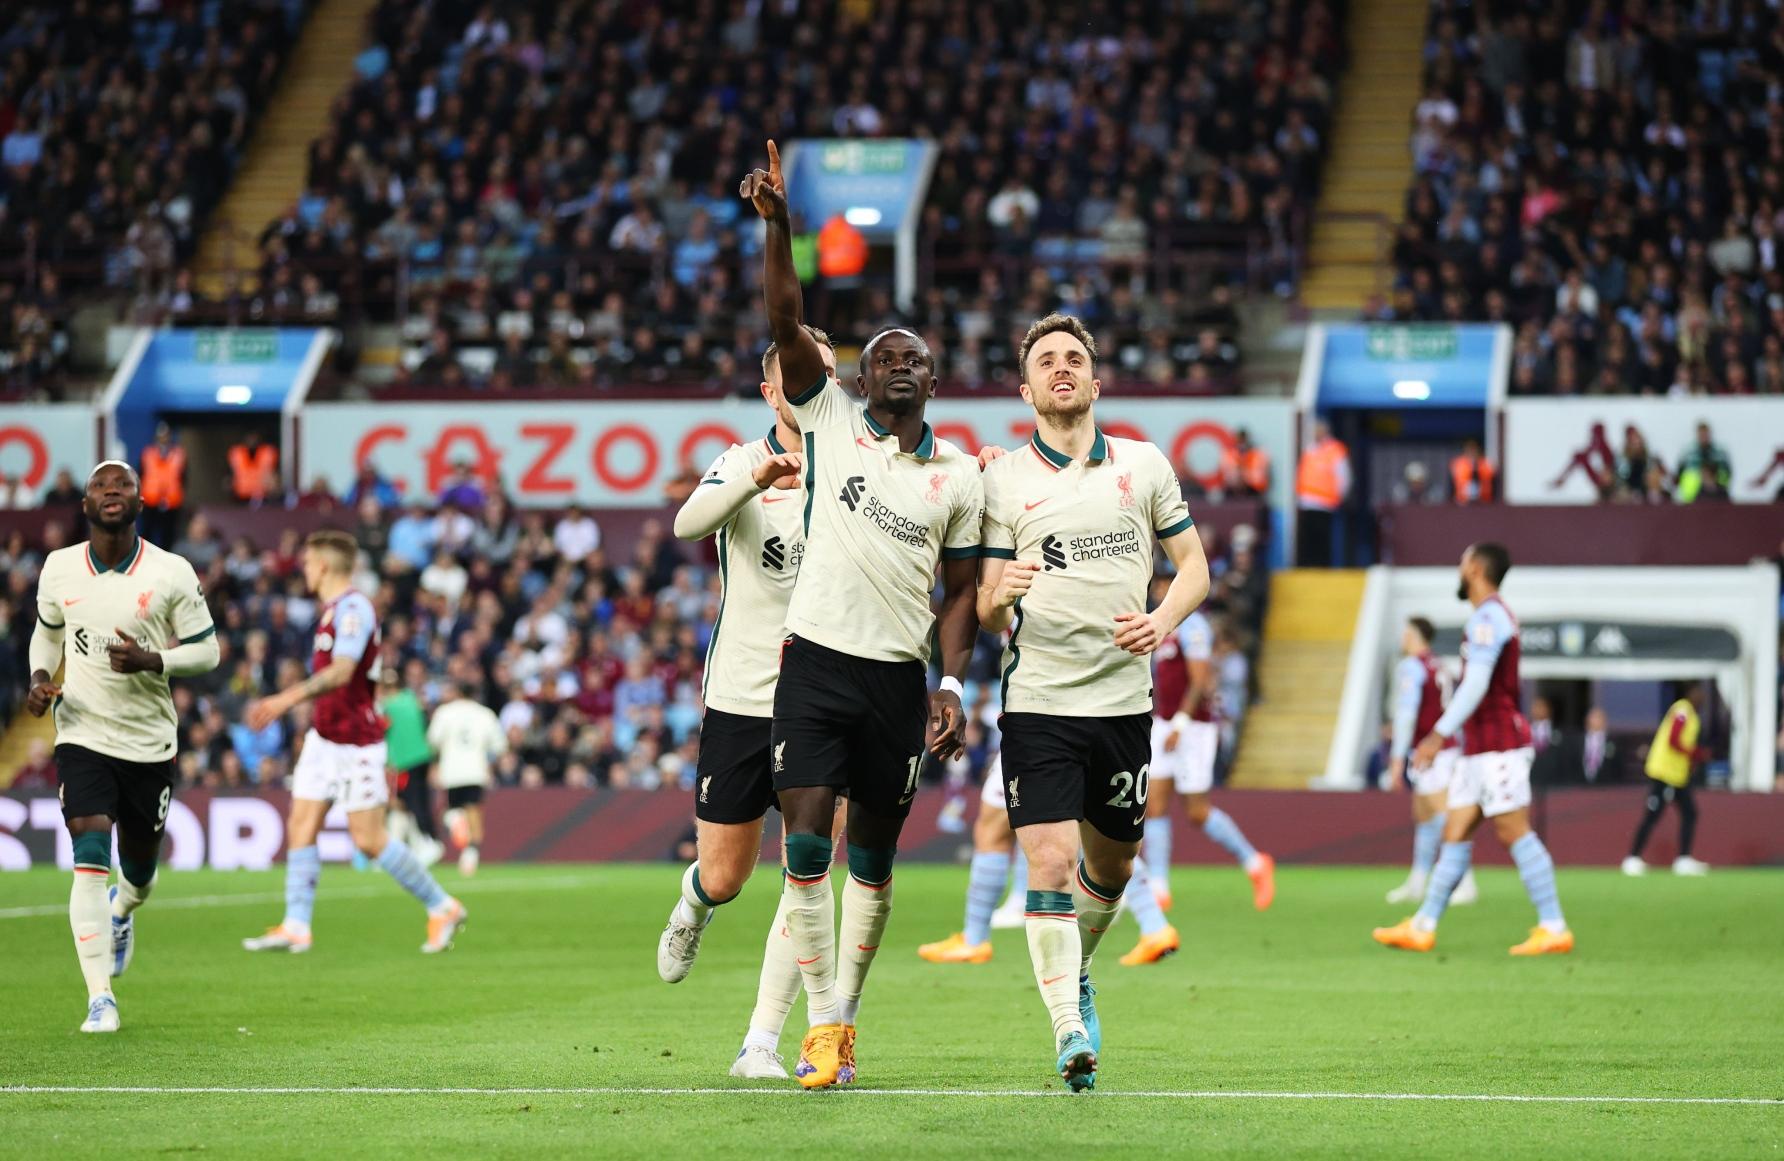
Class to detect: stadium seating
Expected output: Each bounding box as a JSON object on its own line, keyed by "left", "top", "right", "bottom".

{"left": 217, "top": 0, "right": 1343, "bottom": 393}
{"left": 0, "top": 0, "right": 310, "bottom": 397}
{"left": 1388, "top": 1, "right": 1784, "bottom": 397}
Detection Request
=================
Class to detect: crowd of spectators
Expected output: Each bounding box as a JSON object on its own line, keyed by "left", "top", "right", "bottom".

{"left": 1382, "top": 0, "right": 1784, "bottom": 398}
{"left": 222, "top": 0, "right": 1342, "bottom": 394}
{"left": 0, "top": 0, "right": 308, "bottom": 397}
{"left": 1, "top": 464, "right": 1266, "bottom": 795}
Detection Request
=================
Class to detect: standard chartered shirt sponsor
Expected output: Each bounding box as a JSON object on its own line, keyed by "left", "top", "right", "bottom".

{"left": 785, "top": 375, "right": 983, "bottom": 664}
{"left": 983, "top": 429, "right": 1194, "bottom": 716}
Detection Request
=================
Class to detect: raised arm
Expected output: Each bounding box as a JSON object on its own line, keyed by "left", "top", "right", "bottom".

{"left": 741, "top": 141, "right": 827, "bottom": 398}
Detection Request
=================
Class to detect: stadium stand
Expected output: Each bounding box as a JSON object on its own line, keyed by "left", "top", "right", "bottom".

{"left": 0, "top": 0, "right": 310, "bottom": 398}
{"left": 1387, "top": 0, "right": 1784, "bottom": 398}
{"left": 200, "top": 0, "right": 1343, "bottom": 394}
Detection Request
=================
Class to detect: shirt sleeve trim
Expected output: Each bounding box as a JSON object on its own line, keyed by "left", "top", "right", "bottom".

{"left": 179, "top": 624, "right": 218, "bottom": 644}
{"left": 38, "top": 613, "right": 64, "bottom": 630}
{"left": 941, "top": 545, "right": 983, "bottom": 560}
{"left": 790, "top": 374, "right": 828, "bottom": 405}
{"left": 1156, "top": 515, "right": 1196, "bottom": 539}
{"left": 980, "top": 547, "right": 1016, "bottom": 560}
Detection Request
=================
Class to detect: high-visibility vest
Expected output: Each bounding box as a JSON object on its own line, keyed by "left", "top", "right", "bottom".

{"left": 1221, "top": 445, "right": 1270, "bottom": 493}
{"left": 1450, "top": 454, "right": 1495, "bottom": 504}
{"left": 141, "top": 444, "right": 186, "bottom": 509}
{"left": 1295, "top": 439, "right": 1347, "bottom": 509}
{"left": 1645, "top": 698, "right": 1699, "bottom": 788}
{"left": 817, "top": 215, "right": 868, "bottom": 278}
{"left": 228, "top": 443, "right": 279, "bottom": 501}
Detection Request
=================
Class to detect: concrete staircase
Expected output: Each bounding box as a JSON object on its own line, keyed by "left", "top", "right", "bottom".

{"left": 194, "top": 0, "right": 379, "bottom": 286}
{"left": 1299, "top": 0, "right": 1424, "bottom": 312}
{"left": 0, "top": 709, "right": 57, "bottom": 788}
{"left": 1229, "top": 570, "right": 1367, "bottom": 788}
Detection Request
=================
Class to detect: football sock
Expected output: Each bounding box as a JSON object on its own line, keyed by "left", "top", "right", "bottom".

{"left": 1071, "top": 861, "right": 1125, "bottom": 972}
{"left": 1414, "top": 841, "right": 1473, "bottom": 932}
{"left": 1023, "top": 890, "right": 1085, "bottom": 1042}
{"left": 1122, "top": 862, "right": 1170, "bottom": 937}
{"left": 1510, "top": 832, "right": 1566, "bottom": 932}
{"left": 783, "top": 833, "right": 838, "bottom": 1026}
{"left": 284, "top": 845, "right": 320, "bottom": 931}
{"left": 114, "top": 846, "right": 157, "bottom": 918}
{"left": 676, "top": 862, "right": 723, "bottom": 927}
{"left": 1675, "top": 787, "right": 1698, "bottom": 858}
{"left": 1142, "top": 816, "right": 1173, "bottom": 891}
{"left": 962, "top": 849, "right": 1010, "bottom": 945}
{"left": 70, "top": 866, "right": 112, "bottom": 1000}
{"left": 835, "top": 873, "right": 892, "bottom": 1026}
{"left": 1201, "top": 807, "right": 1259, "bottom": 870}
{"left": 376, "top": 837, "right": 449, "bottom": 912}
{"left": 1412, "top": 813, "right": 1445, "bottom": 886}
{"left": 744, "top": 891, "right": 802, "bottom": 1051}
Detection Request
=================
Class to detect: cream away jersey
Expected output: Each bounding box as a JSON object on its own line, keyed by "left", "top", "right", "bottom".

{"left": 786, "top": 375, "right": 983, "bottom": 663}
{"left": 696, "top": 429, "right": 807, "bottom": 715}
{"left": 983, "top": 429, "right": 1195, "bottom": 716}
{"left": 427, "top": 697, "right": 507, "bottom": 789}
{"left": 36, "top": 538, "right": 216, "bottom": 762}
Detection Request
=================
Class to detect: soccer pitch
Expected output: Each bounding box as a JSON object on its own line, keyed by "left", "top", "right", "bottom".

{"left": 1, "top": 864, "right": 1779, "bottom": 1159}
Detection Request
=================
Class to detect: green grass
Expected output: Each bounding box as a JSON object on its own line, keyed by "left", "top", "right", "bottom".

{"left": 1, "top": 863, "right": 1780, "bottom": 1159}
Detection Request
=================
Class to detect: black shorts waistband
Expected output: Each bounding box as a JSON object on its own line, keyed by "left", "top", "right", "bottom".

{"left": 785, "top": 634, "right": 925, "bottom": 675}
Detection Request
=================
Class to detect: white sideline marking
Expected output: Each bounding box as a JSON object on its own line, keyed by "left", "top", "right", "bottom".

{"left": 0, "top": 873, "right": 602, "bottom": 920}
{"left": 0, "top": 1086, "right": 1778, "bottom": 1106}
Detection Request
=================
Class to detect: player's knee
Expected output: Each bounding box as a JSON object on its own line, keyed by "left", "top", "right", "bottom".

{"left": 695, "top": 859, "right": 749, "bottom": 904}
{"left": 1083, "top": 851, "right": 1134, "bottom": 893}
{"left": 1184, "top": 799, "right": 1212, "bottom": 825}
{"left": 1024, "top": 848, "right": 1075, "bottom": 892}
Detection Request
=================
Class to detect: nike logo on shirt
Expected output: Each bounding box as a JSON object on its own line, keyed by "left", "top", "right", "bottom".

{"left": 1024, "top": 498, "right": 1051, "bottom": 510}
{"left": 762, "top": 496, "right": 789, "bottom": 504}
{"left": 63, "top": 598, "right": 85, "bottom": 606}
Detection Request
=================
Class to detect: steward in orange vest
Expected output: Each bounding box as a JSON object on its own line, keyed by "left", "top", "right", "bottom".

{"left": 1449, "top": 439, "right": 1495, "bottom": 504}
{"left": 228, "top": 433, "right": 279, "bottom": 503}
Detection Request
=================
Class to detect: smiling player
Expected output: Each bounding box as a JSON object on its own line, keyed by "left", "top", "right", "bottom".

{"left": 979, "top": 313, "right": 1210, "bottom": 1090}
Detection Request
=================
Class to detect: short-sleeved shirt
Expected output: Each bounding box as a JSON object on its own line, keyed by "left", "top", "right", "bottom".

{"left": 311, "top": 589, "right": 384, "bottom": 746}
{"left": 428, "top": 697, "right": 508, "bottom": 789}
{"left": 381, "top": 689, "right": 433, "bottom": 769}
{"left": 36, "top": 538, "right": 215, "bottom": 763}
{"left": 698, "top": 430, "right": 806, "bottom": 716}
{"left": 1438, "top": 596, "right": 1530, "bottom": 755}
{"left": 1153, "top": 611, "right": 1214, "bottom": 721}
{"left": 983, "top": 429, "right": 1195, "bottom": 717}
{"left": 785, "top": 374, "right": 983, "bottom": 663}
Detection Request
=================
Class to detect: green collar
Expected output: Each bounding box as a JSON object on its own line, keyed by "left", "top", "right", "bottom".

{"left": 1030, "top": 427, "right": 1109, "bottom": 469}
{"left": 863, "top": 410, "right": 936, "bottom": 460}
{"left": 87, "top": 538, "right": 142, "bottom": 575}
{"left": 766, "top": 428, "right": 789, "bottom": 455}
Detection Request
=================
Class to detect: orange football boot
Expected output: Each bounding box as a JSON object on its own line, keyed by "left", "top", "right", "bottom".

{"left": 1509, "top": 926, "right": 1574, "bottom": 956}
{"left": 917, "top": 932, "right": 993, "bottom": 964}
{"left": 1248, "top": 853, "right": 1276, "bottom": 910}
{"left": 1372, "top": 917, "right": 1436, "bottom": 952}
{"left": 1118, "top": 925, "right": 1181, "bottom": 966}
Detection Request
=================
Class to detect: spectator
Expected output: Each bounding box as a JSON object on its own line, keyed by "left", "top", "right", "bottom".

{"left": 0, "top": 474, "right": 36, "bottom": 509}
{"left": 1391, "top": 461, "right": 1441, "bottom": 505}
{"left": 173, "top": 513, "right": 224, "bottom": 573}
{"left": 227, "top": 432, "right": 280, "bottom": 505}
{"left": 386, "top": 499, "right": 438, "bottom": 572}
{"left": 1675, "top": 423, "right": 1732, "bottom": 503}
{"left": 553, "top": 505, "right": 602, "bottom": 563}
{"left": 345, "top": 464, "right": 401, "bottom": 510}
{"left": 9, "top": 739, "right": 55, "bottom": 790}
{"left": 437, "top": 462, "right": 487, "bottom": 510}
{"left": 42, "top": 470, "right": 83, "bottom": 506}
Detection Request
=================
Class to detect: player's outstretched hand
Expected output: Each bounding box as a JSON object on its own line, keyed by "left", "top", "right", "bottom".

{"left": 991, "top": 560, "right": 1039, "bottom": 609}
{"left": 107, "top": 628, "right": 162, "bottom": 674}
{"left": 739, "top": 140, "right": 788, "bottom": 223}
{"left": 752, "top": 451, "right": 804, "bottom": 490}
{"left": 927, "top": 687, "right": 965, "bottom": 760}
{"left": 1113, "top": 610, "right": 1165, "bottom": 655}
{"left": 25, "top": 675, "right": 60, "bottom": 717}
{"left": 976, "top": 445, "right": 1007, "bottom": 470}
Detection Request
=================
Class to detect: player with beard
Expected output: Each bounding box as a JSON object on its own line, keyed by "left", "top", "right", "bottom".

{"left": 26, "top": 461, "right": 220, "bottom": 1031}
{"left": 1374, "top": 543, "right": 1573, "bottom": 956}
{"left": 742, "top": 142, "right": 985, "bottom": 1088}
{"left": 979, "top": 314, "right": 1210, "bottom": 1090}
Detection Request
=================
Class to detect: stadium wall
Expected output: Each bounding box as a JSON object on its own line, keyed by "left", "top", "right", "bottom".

{"left": 0, "top": 405, "right": 100, "bottom": 502}
{"left": 5, "top": 788, "right": 1782, "bottom": 871}
{"left": 1378, "top": 504, "right": 1784, "bottom": 566}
